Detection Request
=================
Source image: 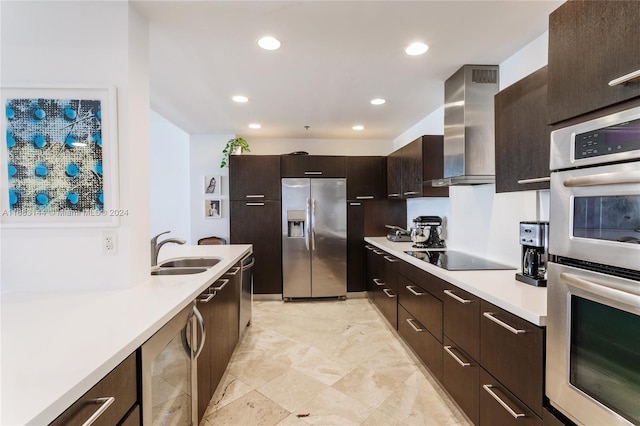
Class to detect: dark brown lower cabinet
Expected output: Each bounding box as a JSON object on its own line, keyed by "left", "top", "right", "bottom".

{"left": 397, "top": 305, "right": 443, "bottom": 382}
{"left": 397, "top": 274, "right": 443, "bottom": 341}
{"left": 50, "top": 352, "right": 139, "bottom": 426}
{"left": 196, "top": 287, "right": 215, "bottom": 423}
{"left": 443, "top": 285, "right": 480, "bottom": 362}
{"left": 442, "top": 337, "right": 479, "bottom": 425}
{"left": 480, "top": 369, "right": 542, "bottom": 426}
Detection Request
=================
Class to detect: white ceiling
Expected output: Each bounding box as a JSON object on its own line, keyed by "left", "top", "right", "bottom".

{"left": 134, "top": 1, "right": 564, "bottom": 140}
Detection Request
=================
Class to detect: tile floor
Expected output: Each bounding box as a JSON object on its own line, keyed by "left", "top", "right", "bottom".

{"left": 200, "top": 298, "right": 472, "bottom": 426}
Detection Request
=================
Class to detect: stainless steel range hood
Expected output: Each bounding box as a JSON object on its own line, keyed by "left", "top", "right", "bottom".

{"left": 432, "top": 65, "right": 499, "bottom": 187}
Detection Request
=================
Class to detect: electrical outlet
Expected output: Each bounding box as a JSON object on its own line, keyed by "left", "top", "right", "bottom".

{"left": 103, "top": 232, "right": 117, "bottom": 255}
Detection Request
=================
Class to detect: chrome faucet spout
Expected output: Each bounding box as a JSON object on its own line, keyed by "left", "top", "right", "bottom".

{"left": 151, "top": 231, "right": 186, "bottom": 266}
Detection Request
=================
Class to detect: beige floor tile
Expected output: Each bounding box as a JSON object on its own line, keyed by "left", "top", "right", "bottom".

{"left": 202, "top": 390, "right": 290, "bottom": 426}
{"left": 207, "top": 373, "right": 253, "bottom": 411}
{"left": 257, "top": 369, "right": 329, "bottom": 412}
{"left": 291, "top": 387, "right": 375, "bottom": 425}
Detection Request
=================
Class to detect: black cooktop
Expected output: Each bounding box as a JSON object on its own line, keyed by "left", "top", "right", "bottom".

{"left": 404, "top": 250, "right": 515, "bottom": 271}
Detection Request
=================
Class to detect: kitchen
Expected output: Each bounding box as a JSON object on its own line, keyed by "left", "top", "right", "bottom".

{"left": 1, "top": 1, "right": 639, "bottom": 426}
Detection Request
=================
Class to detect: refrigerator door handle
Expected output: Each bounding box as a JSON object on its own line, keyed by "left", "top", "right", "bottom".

{"left": 305, "top": 197, "right": 311, "bottom": 251}
{"left": 311, "top": 198, "right": 316, "bottom": 251}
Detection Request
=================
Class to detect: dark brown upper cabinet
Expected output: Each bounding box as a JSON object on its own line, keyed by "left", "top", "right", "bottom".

{"left": 547, "top": 0, "right": 640, "bottom": 124}
{"left": 229, "top": 155, "right": 281, "bottom": 200}
{"left": 387, "top": 136, "right": 448, "bottom": 199}
{"left": 346, "top": 156, "right": 386, "bottom": 200}
{"left": 495, "top": 66, "right": 551, "bottom": 193}
{"left": 281, "top": 155, "right": 346, "bottom": 178}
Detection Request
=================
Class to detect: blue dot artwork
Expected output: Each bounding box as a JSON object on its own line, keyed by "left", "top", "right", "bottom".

{"left": 4, "top": 95, "right": 105, "bottom": 215}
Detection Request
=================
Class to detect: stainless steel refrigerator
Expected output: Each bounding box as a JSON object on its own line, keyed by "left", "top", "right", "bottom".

{"left": 282, "top": 178, "right": 347, "bottom": 299}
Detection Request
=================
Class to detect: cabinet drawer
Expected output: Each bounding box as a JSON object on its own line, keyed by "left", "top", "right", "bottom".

{"left": 480, "top": 368, "right": 542, "bottom": 426}
{"left": 443, "top": 285, "right": 480, "bottom": 361}
{"left": 398, "top": 275, "right": 442, "bottom": 342}
{"left": 442, "top": 337, "right": 479, "bottom": 425}
{"left": 400, "top": 261, "right": 446, "bottom": 301}
{"left": 50, "top": 351, "right": 138, "bottom": 426}
{"left": 281, "top": 155, "right": 346, "bottom": 177}
{"left": 375, "top": 283, "right": 398, "bottom": 330}
{"left": 398, "top": 305, "right": 442, "bottom": 382}
{"left": 480, "top": 300, "right": 544, "bottom": 417}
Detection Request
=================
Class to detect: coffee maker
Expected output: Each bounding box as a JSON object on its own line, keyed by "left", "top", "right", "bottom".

{"left": 410, "top": 216, "right": 445, "bottom": 249}
{"left": 516, "top": 221, "right": 549, "bottom": 287}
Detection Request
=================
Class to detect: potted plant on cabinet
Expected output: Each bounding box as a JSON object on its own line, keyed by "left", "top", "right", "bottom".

{"left": 220, "top": 137, "right": 250, "bottom": 167}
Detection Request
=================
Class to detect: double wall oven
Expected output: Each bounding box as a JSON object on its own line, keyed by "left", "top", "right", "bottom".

{"left": 546, "top": 106, "right": 640, "bottom": 426}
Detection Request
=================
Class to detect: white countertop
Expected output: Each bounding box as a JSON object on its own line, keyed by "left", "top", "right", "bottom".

{"left": 0, "top": 244, "right": 252, "bottom": 426}
{"left": 365, "top": 237, "right": 547, "bottom": 327}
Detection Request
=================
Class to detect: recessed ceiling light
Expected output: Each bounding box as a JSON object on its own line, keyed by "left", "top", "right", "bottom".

{"left": 352, "top": 125, "right": 364, "bottom": 131}
{"left": 405, "top": 42, "right": 429, "bottom": 56}
{"left": 370, "top": 98, "right": 386, "bottom": 105}
{"left": 232, "top": 95, "right": 248, "bottom": 103}
{"left": 249, "top": 123, "right": 261, "bottom": 129}
{"left": 257, "top": 36, "right": 281, "bottom": 50}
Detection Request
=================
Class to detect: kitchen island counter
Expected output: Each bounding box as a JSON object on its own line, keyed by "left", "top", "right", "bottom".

{"left": 365, "top": 237, "right": 546, "bottom": 326}
{"left": 0, "top": 244, "right": 251, "bottom": 426}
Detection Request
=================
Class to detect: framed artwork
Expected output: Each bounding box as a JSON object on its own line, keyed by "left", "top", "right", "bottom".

{"left": 204, "top": 174, "right": 221, "bottom": 195}
{"left": 204, "top": 199, "right": 221, "bottom": 219}
{"left": 0, "top": 87, "right": 119, "bottom": 227}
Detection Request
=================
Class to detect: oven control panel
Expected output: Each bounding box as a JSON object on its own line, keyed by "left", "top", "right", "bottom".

{"left": 574, "top": 118, "right": 640, "bottom": 160}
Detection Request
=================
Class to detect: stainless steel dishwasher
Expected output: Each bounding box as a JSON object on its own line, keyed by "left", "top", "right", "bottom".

{"left": 240, "top": 253, "right": 254, "bottom": 336}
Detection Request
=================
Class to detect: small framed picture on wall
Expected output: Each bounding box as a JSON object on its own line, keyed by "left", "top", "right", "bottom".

{"left": 204, "top": 175, "right": 221, "bottom": 195}
{"left": 205, "top": 199, "right": 221, "bottom": 219}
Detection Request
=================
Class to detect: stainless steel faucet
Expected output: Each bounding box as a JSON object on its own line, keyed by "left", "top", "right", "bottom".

{"left": 151, "top": 231, "right": 186, "bottom": 266}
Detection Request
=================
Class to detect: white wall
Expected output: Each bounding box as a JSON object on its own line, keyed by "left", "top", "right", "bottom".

{"left": 149, "top": 111, "right": 191, "bottom": 242}
{"left": 0, "top": 2, "right": 150, "bottom": 292}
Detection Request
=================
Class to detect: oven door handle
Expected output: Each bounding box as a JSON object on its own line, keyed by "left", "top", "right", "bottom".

{"left": 560, "top": 272, "right": 640, "bottom": 305}
{"left": 562, "top": 170, "right": 640, "bottom": 187}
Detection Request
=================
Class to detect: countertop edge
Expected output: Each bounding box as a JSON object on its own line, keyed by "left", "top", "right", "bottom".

{"left": 364, "top": 237, "right": 547, "bottom": 327}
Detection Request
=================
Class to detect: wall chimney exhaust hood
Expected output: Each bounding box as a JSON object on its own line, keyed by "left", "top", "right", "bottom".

{"left": 432, "top": 65, "right": 499, "bottom": 187}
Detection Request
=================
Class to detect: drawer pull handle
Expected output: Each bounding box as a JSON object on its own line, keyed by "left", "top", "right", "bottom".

{"left": 517, "top": 176, "right": 550, "bottom": 184}
{"left": 246, "top": 202, "right": 265, "bottom": 206}
{"left": 349, "top": 202, "right": 362, "bottom": 206}
{"left": 403, "top": 191, "right": 419, "bottom": 196}
{"left": 81, "top": 397, "right": 115, "bottom": 426}
{"left": 383, "top": 256, "right": 399, "bottom": 263}
{"left": 365, "top": 245, "right": 374, "bottom": 250}
{"left": 406, "top": 285, "right": 425, "bottom": 296}
{"left": 444, "top": 289, "right": 471, "bottom": 304}
{"left": 444, "top": 345, "right": 471, "bottom": 367}
{"left": 304, "top": 171, "right": 323, "bottom": 175}
{"left": 356, "top": 195, "right": 374, "bottom": 200}
{"left": 198, "top": 291, "right": 216, "bottom": 303}
{"left": 224, "top": 266, "right": 241, "bottom": 276}
{"left": 483, "top": 312, "right": 526, "bottom": 335}
{"left": 373, "top": 250, "right": 384, "bottom": 255}
{"left": 406, "top": 318, "right": 425, "bottom": 332}
{"left": 608, "top": 69, "right": 640, "bottom": 87}
{"left": 212, "top": 278, "right": 230, "bottom": 291}
{"left": 245, "top": 194, "right": 265, "bottom": 198}
{"left": 482, "top": 384, "right": 526, "bottom": 419}
{"left": 382, "top": 288, "right": 396, "bottom": 298}
{"left": 373, "top": 278, "right": 385, "bottom": 286}
{"left": 388, "top": 193, "right": 401, "bottom": 197}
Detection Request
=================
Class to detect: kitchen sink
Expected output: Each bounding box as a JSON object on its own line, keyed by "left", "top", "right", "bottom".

{"left": 158, "top": 257, "right": 222, "bottom": 268}
{"left": 151, "top": 267, "right": 209, "bottom": 275}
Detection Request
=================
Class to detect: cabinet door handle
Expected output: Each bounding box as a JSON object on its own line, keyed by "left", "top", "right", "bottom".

{"left": 356, "top": 195, "right": 374, "bottom": 200}
{"left": 517, "top": 177, "right": 550, "bottom": 184}
{"left": 81, "top": 397, "right": 115, "bottom": 426}
{"left": 482, "top": 384, "right": 527, "bottom": 419}
{"left": 365, "top": 245, "right": 374, "bottom": 250}
{"left": 198, "top": 291, "right": 216, "bottom": 303}
{"left": 245, "top": 194, "right": 265, "bottom": 198}
{"left": 444, "top": 289, "right": 472, "bottom": 304}
{"left": 444, "top": 345, "right": 471, "bottom": 367}
{"left": 406, "top": 285, "right": 425, "bottom": 296}
{"left": 383, "top": 256, "right": 398, "bottom": 263}
{"left": 304, "top": 171, "right": 323, "bottom": 175}
{"left": 212, "top": 278, "right": 229, "bottom": 291}
{"left": 373, "top": 278, "right": 385, "bottom": 286}
{"left": 224, "top": 266, "right": 241, "bottom": 276}
{"left": 349, "top": 202, "right": 362, "bottom": 206}
{"left": 403, "top": 191, "right": 419, "bottom": 196}
{"left": 406, "top": 318, "right": 425, "bottom": 332}
{"left": 388, "top": 193, "right": 401, "bottom": 198}
{"left": 608, "top": 69, "right": 640, "bottom": 87}
{"left": 483, "top": 312, "right": 526, "bottom": 335}
{"left": 246, "top": 202, "right": 265, "bottom": 206}
{"left": 373, "top": 250, "right": 384, "bottom": 255}
{"left": 382, "top": 288, "right": 396, "bottom": 298}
